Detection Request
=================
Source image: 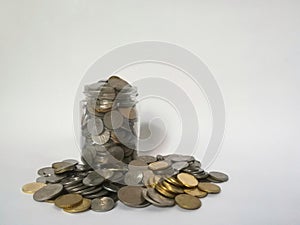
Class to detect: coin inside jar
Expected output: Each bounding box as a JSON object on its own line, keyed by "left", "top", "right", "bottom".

{"left": 103, "top": 111, "right": 124, "bottom": 130}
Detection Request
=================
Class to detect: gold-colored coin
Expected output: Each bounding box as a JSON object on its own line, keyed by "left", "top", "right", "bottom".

{"left": 148, "top": 161, "right": 170, "bottom": 171}
{"left": 22, "top": 182, "right": 47, "bottom": 194}
{"left": 155, "top": 184, "right": 176, "bottom": 198}
{"left": 177, "top": 173, "right": 198, "bottom": 188}
{"left": 147, "top": 175, "right": 161, "bottom": 188}
{"left": 46, "top": 199, "right": 55, "bottom": 203}
{"left": 198, "top": 182, "right": 221, "bottom": 194}
{"left": 175, "top": 194, "right": 201, "bottom": 210}
{"left": 54, "top": 193, "right": 83, "bottom": 209}
{"left": 162, "top": 181, "right": 184, "bottom": 194}
{"left": 164, "top": 176, "right": 184, "bottom": 187}
{"left": 184, "top": 187, "right": 208, "bottom": 198}
{"left": 63, "top": 198, "right": 91, "bottom": 213}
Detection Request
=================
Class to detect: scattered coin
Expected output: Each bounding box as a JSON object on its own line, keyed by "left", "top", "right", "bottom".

{"left": 137, "top": 155, "right": 156, "bottom": 164}
{"left": 54, "top": 193, "right": 83, "bottom": 209}
{"left": 198, "top": 182, "right": 221, "bottom": 194}
{"left": 91, "top": 197, "right": 115, "bottom": 212}
{"left": 33, "top": 184, "right": 63, "bottom": 202}
{"left": 118, "top": 186, "right": 145, "bottom": 207}
{"left": 175, "top": 194, "right": 201, "bottom": 210}
{"left": 177, "top": 173, "right": 198, "bottom": 188}
{"left": 64, "top": 198, "right": 91, "bottom": 213}
{"left": 184, "top": 188, "right": 208, "bottom": 198}
{"left": 155, "top": 184, "right": 176, "bottom": 198}
{"left": 146, "top": 188, "right": 175, "bottom": 206}
{"left": 22, "top": 182, "right": 47, "bottom": 194}
{"left": 208, "top": 171, "right": 229, "bottom": 182}
{"left": 83, "top": 171, "right": 105, "bottom": 186}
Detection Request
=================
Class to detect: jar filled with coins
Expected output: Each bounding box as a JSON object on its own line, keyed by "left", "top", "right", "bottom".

{"left": 80, "top": 76, "right": 139, "bottom": 174}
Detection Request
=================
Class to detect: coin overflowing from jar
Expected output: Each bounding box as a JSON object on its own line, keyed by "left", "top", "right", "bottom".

{"left": 22, "top": 154, "right": 229, "bottom": 212}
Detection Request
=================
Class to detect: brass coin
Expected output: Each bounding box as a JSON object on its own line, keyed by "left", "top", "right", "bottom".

{"left": 64, "top": 198, "right": 91, "bottom": 213}
{"left": 162, "top": 181, "right": 184, "bottom": 194}
{"left": 148, "top": 161, "right": 170, "bottom": 171}
{"left": 147, "top": 175, "right": 161, "bottom": 188}
{"left": 155, "top": 184, "right": 176, "bottom": 198}
{"left": 22, "top": 182, "right": 47, "bottom": 194}
{"left": 118, "top": 186, "right": 145, "bottom": 207}
{"left": 198, "top": 182, "right": 221, "bottom": 194}
{"left": 54, "top": 193, "right": 83, "bottom": 209}
{"left": 184, "top": 188, "right": 208, "bottom": 198}
{"left": 175, "top": 194, "right": 201, "bottom": 210}
{"left": 164, "top": 176, "right": 184, "bottom": 187}
{"left": 177, "top": 173, "right": 198, "bottom": 188}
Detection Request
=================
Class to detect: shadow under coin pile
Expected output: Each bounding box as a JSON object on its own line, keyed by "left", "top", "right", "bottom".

{"left": 22, "top": 154, "right": 229, "bottom": 212}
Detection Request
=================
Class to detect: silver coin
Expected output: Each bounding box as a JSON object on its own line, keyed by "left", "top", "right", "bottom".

{"left": 37, "top": 167, "right": 54, "bottom": 177}
{"left": 36, "top": 176, "right": 47, "bottom": 184}
{"left": 147, "top": 188, "right": 175, "bottom": 206}
{"left": 171, "top": 161, "right": 189, "bottom": 171}
{"left": 60, "top": 177, "right": 82, "bottom": 187}
{"left": 83, "top": 171, "right": 105, "bottom": 186}
{"left": 33, "top": 184, "right": 63, "bottom": 202}
{"left": 102, "top": 181, "right": 121, "bottom": 193}
{"left": 103, "top": 111, "right": 124, "bottom": 130}
{"left": 92, "top": 130, "right": 110, "bottom": 145}
{"left": 75, "top": 164, "right": 91, "bottom": 172}
{"left": 69, "top": 184, "right": 90, "bottom": 192}
{"left": 110, "top": 172, "right": 125, "bottom": 182}
{"left": 87, "top": 117, "right": 104, "bottom": 135}
{"left": 95, "top": 168, "right": 114, "bottom": 180}
{"left": 141, "top": 188, "right": 173, "bottom": 207}
{"left": 208, "top": 171, "right": 229, "bottom": 182}
{"left": 91, "top": 197, "right": 115, "bottom": 212}
{"left": 107, "top": 146, "right": 124, "bottom": 161}
{"left": 124, "top": 170, "right": 143, "bottom": 186}
{"left": 137, "top": 155, "right": 156, "bottom": 164}
{"left": 84, "top": 190, "right": 109, "bottom": 199}
{"left": 81, "top": 186, "right": 103, "bottom": 196}
{"left": 73, "top": 186, "right": 96, "bottom": 194}
{"left": 45, "top": 174, "right": 66, "bottom": 183}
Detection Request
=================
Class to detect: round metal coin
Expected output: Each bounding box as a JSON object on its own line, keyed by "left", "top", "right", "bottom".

{"left": 33, "top": 184, "right": 63, "bottom": 202}
{"left": 175, "top": 194, "right": 201, "bottom": 210}
{"left": 91, "top": 197, "right": 115, "bottom": 212}
{"left": 22, "top": 182, "right": 47, "bottom": 194}
{"left": 54, "top": 193, "right": 83, "bottom": 209}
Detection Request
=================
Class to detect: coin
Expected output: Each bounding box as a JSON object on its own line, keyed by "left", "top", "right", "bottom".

{"left": 175, "top": 194, "right": 201, "bottom": 210}
{"left": 37, "top": 167, "right": 55, "bottom": 177}
{"left": 91, "top": 197, "right": 115, "bottom": 212}
{"left": 148, "top": 161, "right": 170, "bottom": 171}
{"left": 102, "top": 181, "right": 121, "bottom": 193}
{"left": 146, "top": 188, "right": 175, "bottom": 206}
{"left": 36, "top": 177, "right": 47, "bottom": 184}
{"left": 155, "top": 184, "right": 176, "bottom": 198}
{"left": 124, "top": 170, "right": 143, "bottom": 186}
{"left": 87, "top": 118, "right": 104, "bottom": 135}
{"left": 91, "top": 130, "right": 110, "bottom": 145}
{"left": 64, "top": 198, "right": 91, "bottom": 213}
{"left": 33, "top": 184, "right": 63, "bottom": 202}
{"left": 61, "top": 177, "right": 83, "bottom": 187}
{"left": 137, "top": 155, "right": 156, "bottom": 164}
{"left": 81, "top": 186, "right": 103, "bottom": 196}
{"left": 22, "top": 182, "right": 47, "bottom": 194}
{"left": 118, "top": 107, "right": 137, "bottom": 119}
{"left": 184, "top": 188, "right": 208, "bottom": 198}
{"left": 162, "top": 181, "right": 184, "bottom": 194}
{"left": 198, "top": 182, "right": 221, "bottom": 194}
{"left": 164, "top": 176, "right": 184, "bottom": 187}
{"left": 45, "top": 174, "right": 66, "bottom": 183}
{"left": 177, "top": 173, "right": 198, "bottom": 188}
{"left": 95, "top": 168, "right": 114, "bottom": 180}
{"left": 128, "top": 160, "right": 148, "bottom": 170}
{"left": 118, "top": 186, "right": 145, "bottom": 207}
{"left": 62, "top": 159, "right": 79, "bottom": 166}
{"left": 54, "top": 194, "right": 83, "bottom": 209}
{"left": 84, "top": 190, "right": 109, "bottom": 199}
{"left": 83, "top": 171, "right": 105, "bottom": 186}
{"left": 108, "top": 76, "right": 129, "bottom": 90}
{"left": 107, "top": 146, "right": 124, "bottom": 161}
{"left": 147, "top": 175, "right": 161, "bottom": 188}
{"left": 171, "top": 161, "right": 189, "bottom": 171}
{"left": 208, "top": 171, "right": 229, "bottom": 182}
{"left": 103, "top": 111, "right": 124, "bottom": 130}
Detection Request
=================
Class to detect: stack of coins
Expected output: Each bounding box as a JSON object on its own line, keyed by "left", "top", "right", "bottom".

{"left": 22, "top": 154, "right": 229, "bottom": 212}
{"left": 81, "top": 76, "right": 138, "bottom": 171}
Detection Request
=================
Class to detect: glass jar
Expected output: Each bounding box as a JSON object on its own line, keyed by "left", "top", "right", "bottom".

{"left": 80, "top": 76, "right": 139, "bottom": 176}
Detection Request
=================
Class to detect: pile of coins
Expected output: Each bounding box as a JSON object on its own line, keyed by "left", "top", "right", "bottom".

{"left": 22, "top": 154, "right": 229, "bottom": 212}
{"left": 81, "top": 75, "right": 138, "bottom": 168}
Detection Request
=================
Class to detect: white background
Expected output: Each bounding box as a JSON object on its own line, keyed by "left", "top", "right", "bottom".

{"left": 0, "top": 1, "right": 299, "bottom": 225}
